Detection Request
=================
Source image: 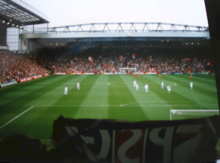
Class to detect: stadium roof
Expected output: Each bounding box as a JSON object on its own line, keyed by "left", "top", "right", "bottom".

{"left": 0, "top": 0, "right": 49, "bottom": 26}
{"left": 20, "top": 22, "right": 210, "bottom": 40}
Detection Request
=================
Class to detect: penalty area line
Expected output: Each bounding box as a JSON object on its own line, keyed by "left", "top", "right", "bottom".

{"left": 0, "top": 105, "right": 35, "bottom": 130}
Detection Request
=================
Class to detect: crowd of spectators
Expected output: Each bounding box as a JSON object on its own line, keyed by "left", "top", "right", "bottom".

{"left": 0, "top": 40, "right": 213, "bottom": 84}
{"left": 0, "top": 50, "right": 49, "bottom": 84}
{"left": 36, "top": 41, "right": 213, "bottom": 74}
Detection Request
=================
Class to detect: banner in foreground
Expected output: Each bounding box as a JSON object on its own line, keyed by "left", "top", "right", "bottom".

{"left": 51, "top": 115, "right": 220, "bottom": 163}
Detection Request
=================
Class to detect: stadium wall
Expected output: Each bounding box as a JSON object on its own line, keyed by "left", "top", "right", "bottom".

{"left": 0, "top": 25, "right": 7, "bottom": 46}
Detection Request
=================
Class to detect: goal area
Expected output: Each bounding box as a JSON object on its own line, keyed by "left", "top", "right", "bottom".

{"left": 119, "top": 67, "right": 137, "bottom": 74}
{"left": 170, "top": 109, "right": 219, "bottom": 120}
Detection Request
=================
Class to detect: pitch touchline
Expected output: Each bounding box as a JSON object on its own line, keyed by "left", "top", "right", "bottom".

{"left": 120, "top": 104, "right": 219, "bottom": 107}
{"left": 0, "top": 106, "right": 35, "bottom": 130}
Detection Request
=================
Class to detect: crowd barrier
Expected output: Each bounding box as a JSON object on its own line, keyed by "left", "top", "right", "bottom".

{"left": 19, "top": 73, "right": 49, "bottom": 83}
{"left": 54, "top": 72, "right": 210, "bottom": 75}
{"left": 0, "top": 73, "right": 50, "bottom": 88}
{"left": 54, "top": 72, "right": 158, "bottom": 75}
{"left": 0, "top": 81, "right": 17, "bottom": 88}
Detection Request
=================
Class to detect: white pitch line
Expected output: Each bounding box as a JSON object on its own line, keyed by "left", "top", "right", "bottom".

{"left": 0, "top": 105, "right": 35, "bottom": 130}
{"left": 35, "top": 104, "right": 219, "bottom": 108}
{"left": 120, "top": 104, "right": 218, "bottom": 107}
{"left": 36, "top": 105, "right": 119, "bottom": 107}
{"left": 119, "top": 100, "right": 218, "bottom": 107}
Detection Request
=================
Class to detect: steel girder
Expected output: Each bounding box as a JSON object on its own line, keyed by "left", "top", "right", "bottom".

{"left": 47, "top": 22, "right": 208, "bottom": 34}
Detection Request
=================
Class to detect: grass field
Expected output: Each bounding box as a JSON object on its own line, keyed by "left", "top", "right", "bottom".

{"left": 0, "top": 74, "right": 218, "bottom": 140}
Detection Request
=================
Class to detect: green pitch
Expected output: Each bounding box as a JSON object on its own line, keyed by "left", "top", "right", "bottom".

{"left": 0, "top": 74, "right": 218, "bottom": 140}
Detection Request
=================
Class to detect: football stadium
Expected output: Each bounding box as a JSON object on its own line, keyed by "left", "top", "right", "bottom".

{"left": 0, "top": 0, "right": 220, "bottom": 162}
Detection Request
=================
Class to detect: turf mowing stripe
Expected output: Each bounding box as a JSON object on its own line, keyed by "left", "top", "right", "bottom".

{"left": 14, "top": 75, "right": 100, "bottom": 139}
{"left": 0, "top": 75, "right": 68, "bottom": 106}
{"left": 169, "top": 74, "right": 217, "bottom": 88}
{"left": 27, "top": 75, "right": 88, "bottom": 106}
{"left": 140, "top": 75, "right": 207, "bottom": 115}
{"left": 0, "top": 106, "right": 35, "bottom": 129}
{"left": 73, "top": 75, "right": 109, "bottom": 119}
{"left": 0, "top": 75, "right": 79, "bottom": 120}
{"left": 193, "top": 75, "right": 216, "bottom": 83}
{"left": 0, "top": 76, "right": 63, "bottom": 106}
{"left": 6, "top": 75, "right": 91, "bottom": 139}
{"left": 162, "top": 75, "right": 218, "bottom": 103}
{"left": 143, "top": 75, "right": 218, "bottom": 110}
{"left": 46, "top": 75, "right": 99, "bottom": 107}
{"left": 0, "top": 75, "right": 55, "bottom": 99}
{"left": 119, "top": 75, "right": 174, "bottom": 120}
{"left": 108, "top": 75, "right": 149, "bottom": 121}
{"left": 167, "top": 75, "right": 218, "bottom": 97}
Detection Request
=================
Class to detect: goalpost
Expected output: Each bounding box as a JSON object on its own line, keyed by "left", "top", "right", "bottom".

{"left": 119, "top": 67, "right": 137, "bottom": 75}
{"left": 170, "top": 109, "right": 219, "bottom": 120}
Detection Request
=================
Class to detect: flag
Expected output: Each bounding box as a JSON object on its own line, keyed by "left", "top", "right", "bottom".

{"left": 207, "top": 62, "right": 212, "bottom": 65}
{"left": 88, "top": 56, "right": 93, "bottom": 62}
{"left": 132, "top": 53, "right": 136, "bottom": 59}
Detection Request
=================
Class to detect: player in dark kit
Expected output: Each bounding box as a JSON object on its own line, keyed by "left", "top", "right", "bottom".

{"left": 133, "top": 73, "right": 136, "bottom": 79}
{"left": 159, "top": 74, "right": 162, "bottom": 79}
{"left": 138, "top": 72, "right": 140, "bottom": 78}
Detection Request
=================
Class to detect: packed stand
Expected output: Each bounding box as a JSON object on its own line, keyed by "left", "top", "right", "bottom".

{"left": 0, "top": 40, "right": 213, "bottom": 85}
{"left": 34, "top": 41, "right": 213, "bottom": 74}
{"left": 0, "top": 50, "right": 49, "bottom": 86}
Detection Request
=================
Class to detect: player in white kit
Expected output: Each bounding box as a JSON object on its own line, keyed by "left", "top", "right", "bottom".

{"left": 190, "top": 81, "right": 193, "bottom": 90}
{"left": 76, "top": 82, "right": 80, "bottom": 90}
{"left": 133, "top": 80, "right": 136, "bottom": 87}
{"left": 161, "top": 81, "right": 164, "bottom": 89}
{"left": 64, "top": 86, "right": 68, "bottom": 95}
{"left": 144, "top": 84, "right": 149, "bottom": 92}
{"left": 167, "top": 85, "right": 171, "bottom": 94}
{"left": 136, "top": 83, "right": 139, "bottom": 91}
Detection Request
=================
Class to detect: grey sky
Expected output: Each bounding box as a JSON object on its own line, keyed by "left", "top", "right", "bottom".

{"left": 26, "top": 0, "right": 208, "bottom": 27}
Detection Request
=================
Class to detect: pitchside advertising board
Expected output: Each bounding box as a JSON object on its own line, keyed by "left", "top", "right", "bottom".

{"left": 51, "top": 115, "right": 220, "bottom": 163}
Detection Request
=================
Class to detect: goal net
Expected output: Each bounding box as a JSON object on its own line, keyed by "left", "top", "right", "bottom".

{"left": 170, "top": 109, "right": 219, "bottom": 120}
{"left": 119, "top": 67, "right": 137, "bottom": 75}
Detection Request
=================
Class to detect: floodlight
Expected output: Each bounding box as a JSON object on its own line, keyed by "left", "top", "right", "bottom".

{"left": 16, "top": 25, "right": 19, "bottom": 27}
{"left": 12, "top": 24, "right": 14, "bottom": 26}
{"left": 7, "top": 22, "right": 10, "bottom": 25}
{"left": 2, "top": 20, "right": 5, "bottom": 23}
